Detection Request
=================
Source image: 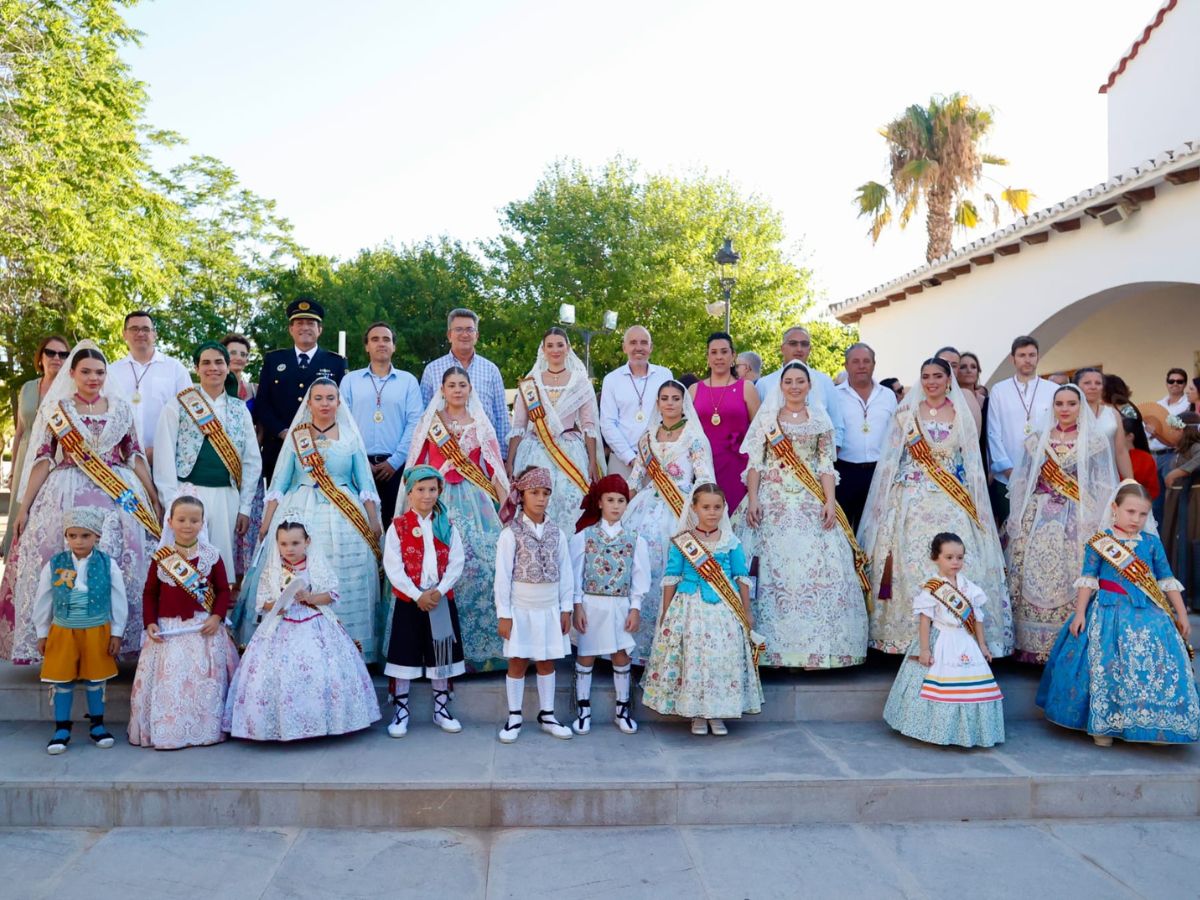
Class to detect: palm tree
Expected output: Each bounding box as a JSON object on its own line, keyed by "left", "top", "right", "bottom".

{"left": 854, "top": 94, "right": 1032, "bottom": 263}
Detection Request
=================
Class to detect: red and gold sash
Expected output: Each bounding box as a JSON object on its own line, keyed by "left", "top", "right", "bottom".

{"left": 518, "top": 377, "right": 590, "bottom": 494}
{"left": 177, "top": 387, "right": 242, "bottom": 489}
{"left": 1087, "top": 532, "right": 1194, "bottom": 659}
{"left": 1039, "top": 447, "right": 1079, "bottom": 502}
{"left": 671, "top": 531, "right": 764, "bottom": 666}
{"left": 765, "top": 422, "right": 872, "bottom": 612}
{"left": 153, "top": 546, "right": 215, "bottom": 614}
{"left": 428, "top": 414, "right": 499, "bottom": 504}
{"left": 904, "top": 416, "right": 981, "bottom": 527}
{"left": 923, "top": 577, "right": 982, "bottom": 642}
{"left": 47, "top": 402, "right": 162, "bottom": 540}
{"left": 292, "top": 428, "right": 382, "bottom": 560}
{"left": 637, "top": 432, "right": 685, "bottom": 518}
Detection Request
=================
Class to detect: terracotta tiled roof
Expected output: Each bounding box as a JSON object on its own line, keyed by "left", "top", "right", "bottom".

{"left": 1099, "top": 0, "right": 1179, "bottom": 94}
{"left": 831, "top": 140, "right": 1200, "bottom": 324}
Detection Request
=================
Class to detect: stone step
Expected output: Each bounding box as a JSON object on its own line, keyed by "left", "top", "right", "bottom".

{"left": 0, "top": 655, "right": 1047, "bottom": 724}
{"left": 1, "top": 717, "right": 1196, "bottom": 829}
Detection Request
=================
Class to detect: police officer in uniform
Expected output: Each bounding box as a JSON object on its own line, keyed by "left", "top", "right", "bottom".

{"left": 255, "top": 297, "right": 348, "bottom": 480}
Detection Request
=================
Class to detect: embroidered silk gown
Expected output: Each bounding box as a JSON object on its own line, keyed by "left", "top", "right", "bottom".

{"left": 1037, "top": 530, "right": 1200, "bottom": 744}
{"left": 624, "top": 431, "right": 714, "bottom": 664}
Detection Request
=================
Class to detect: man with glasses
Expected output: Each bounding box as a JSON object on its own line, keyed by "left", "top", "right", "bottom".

{"left": 735, "top": 351, "right": 761, "bottom": 384}
{"left": 1150, "top": 367, "right": 1193, "bottom": 512}
{"left": 755, "top": 326, "right": 845, "bottom": 448}
{"left": 420, "top": 308, "right": 510, "bottom": 458}
{"left": 109, "top": 311, "right": 191, "bottom": 462}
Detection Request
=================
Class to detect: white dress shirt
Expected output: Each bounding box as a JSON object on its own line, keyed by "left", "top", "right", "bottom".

{"left": 835, "top": 381, "right": 898, "bottom": 463}
{"left": 1149, "top": 395, "right": 1191, "bottom": 452}
{"left": 493, "top": 515, "right": 574, "bottom": 618}
{"left": 109, "top": 351, "right": 192, "bottom": 452}
{"left": 568, "top": 520, "right": 651, "bottom": 610}
{"left": 987, "top": 376, "right": 1055, "bottom": 484}
{"left": 757, "top": 365, "right": 845, "bottom": 447}
{"left": 152, "top": 389, "right": 263, "bottom": 515}
{"left": 34, "top": 551, "right": 128, "bottom": 639}
{"left": 383, "top": 513, "right": 465, "bottom": 599}
{"left": 599, "top": 362, "right": 673, "bottom": 466}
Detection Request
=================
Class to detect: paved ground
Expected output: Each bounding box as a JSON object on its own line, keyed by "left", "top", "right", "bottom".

{"left": 3, "top": 820, "right": 1198, "bottom": 899}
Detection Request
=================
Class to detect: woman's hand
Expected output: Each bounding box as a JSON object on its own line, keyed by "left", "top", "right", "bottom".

{"left": 1166, "top": 467, "right": 1188, "bottom": 487}
{"left": 13, "top": 509, "right": 27, "bottom": 540}
{"left": 1069, "top": 611, "right": 1087, "bottom": 637}
{"left": 146, "top": 623, "right": 164, "bottom": 643}
{"left": 573, "top": 604, "right": 588, "bottom": 634}
{"left": 918, "top": 649, "right": 933, "bottom": 667}
{"left": 497, "top": 617, "right": 512, "bottom": 640}
{"left": 200, "top": 614, "right": 222, "bottom": 637}
{"left": 235, "top": 514, "right": 250, "bottom": 537}
{"left": 821, "top": 500, "right": 837, "bottom": 530}
{"left": 261, "top": 600, "right": 275, "bottom": 613}
{"left": 745, "top": 499, "right": 763, "bottom": 529}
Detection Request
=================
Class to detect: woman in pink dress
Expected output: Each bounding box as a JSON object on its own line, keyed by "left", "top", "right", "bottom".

{"left": 688, "top": 332, "right": 760, "bottom": 512}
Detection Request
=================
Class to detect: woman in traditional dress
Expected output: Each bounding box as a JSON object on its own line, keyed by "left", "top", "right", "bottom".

{"left": 689, "top": 332, "right": 759, "bottom": 513}
{"left": 1037, "top": 480, "right": 1199, "bottom": 745}
{"left": 742, "top": 361, "right": 869, "bottom": 669}
{"left": 507, "top": 327, "right": 601, "bottom": 534}
{"left": 858, "top": 357, "right": 1012, "bottom": 657}
{"left": 0, "top": 342, "right": 161, "bottom": 662}
{"left": 1005, "top": 384, "right": 1116, "bottom": 663}
{"left": 407, "top": 365, "right": 510, "bottom": 672}
{"left": 624, "top": 379, "right": 714, "bottom": 664}
{"left": 3, "top": 335, "right": 70, "bottom": 558}
{"left": 239, "top": 378, "right": 383, "bottom": 659}
{"left": 1072, "top": 368, "right": 1131, "bottom": 481}
{"left": 222, "top": 333, "right": 264, "bottom": 582}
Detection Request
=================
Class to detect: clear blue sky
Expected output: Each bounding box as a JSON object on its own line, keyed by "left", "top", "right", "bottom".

{"left": 125, "top": 0, "right": 1163, "bottom": 307}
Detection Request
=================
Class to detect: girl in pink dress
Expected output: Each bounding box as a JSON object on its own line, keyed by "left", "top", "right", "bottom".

{"left": 689, "top": 332, "right": 760, "bottom": 512}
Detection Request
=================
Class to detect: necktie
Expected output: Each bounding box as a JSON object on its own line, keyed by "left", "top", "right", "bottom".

{"left": 298, "top": 352, "right": 309, "bottom": 369}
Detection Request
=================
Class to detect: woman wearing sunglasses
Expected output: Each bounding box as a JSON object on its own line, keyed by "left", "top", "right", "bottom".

{"left": 2, "top": 336, "right": 71, "bottom": 558}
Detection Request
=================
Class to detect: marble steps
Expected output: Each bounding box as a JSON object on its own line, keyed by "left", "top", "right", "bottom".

{"left": 0, "top": 657, "right": 1047, "bottom": 725}
{"left": 1, "top": 717, "right": 1196, "bottom": 829}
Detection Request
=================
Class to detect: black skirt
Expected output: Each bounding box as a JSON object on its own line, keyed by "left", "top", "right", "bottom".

{"left": 384, "top": 594, "right": 466, "bottom": 679}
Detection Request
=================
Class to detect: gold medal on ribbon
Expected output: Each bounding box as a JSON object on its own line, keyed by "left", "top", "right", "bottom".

{"left": 711, "top": 413, "right": 721, "bottom": 426}
{"left": 132, "top": 392, "right": 142, "bottom": 404}
{"left": 635, "top": 410, "right": 645, "bottom": 422}
{"left": 373, "top": 409, "right": 384, "bottom": 423}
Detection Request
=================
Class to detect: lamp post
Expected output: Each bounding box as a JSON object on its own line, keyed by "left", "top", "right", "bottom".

{"left": 558, "top": 304, "right": 618, "bottom": 378}
{"left": 714, "top": 237, "right": 740, "bottom": 334}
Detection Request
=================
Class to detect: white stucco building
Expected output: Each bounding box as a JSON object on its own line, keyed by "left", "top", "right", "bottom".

{"left": 833, "top": 0, "right": 1200, "bottom": 398}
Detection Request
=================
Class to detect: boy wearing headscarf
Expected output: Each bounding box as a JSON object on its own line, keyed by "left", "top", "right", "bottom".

{"left": 382, "top": 465, "right": 467, "bottom": 737}
{"left": 33, "top": 508, "right": 127, "bottom": 754}
{"left": 570, "top": 474, "right": 649, "bottom": 735}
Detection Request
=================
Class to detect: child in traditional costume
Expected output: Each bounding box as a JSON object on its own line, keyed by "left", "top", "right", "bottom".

{"left": 1038, "top": 480, "right": 1199, "bottom": 745}
{"left": 34, "top": 507, "right": 126, "bottom": 754}
{"left": 883, "top": 532, "right": 1005, "bottom": 747}
{"left": 128, "top": 495, "right": 239, "bottom": 749}
{"left": 641, "top": 482, "right": 763, "bottom": 736}
{"left": 494, "top": 467, "right": 574, "bottom": 743}
{"left": 569, "top": 474, "right": 649, "bottom": 735}
{"left": 382, "top": 465, "right": 466, "bottom": 737}
{"left": 223, "top": 519, "right": 380, "bottom": 741}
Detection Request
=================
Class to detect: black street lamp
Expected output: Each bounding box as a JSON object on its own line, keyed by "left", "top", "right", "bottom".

{"left": 713, "top": 237, "right": 740, "bottom": 334}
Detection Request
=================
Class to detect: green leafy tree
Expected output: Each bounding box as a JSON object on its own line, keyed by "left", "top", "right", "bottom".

{"left": 854, "top": 93, "right": 1032, "bottom": 263}
{"left": 486, "top": 158, "right": 817, "bottom": 383}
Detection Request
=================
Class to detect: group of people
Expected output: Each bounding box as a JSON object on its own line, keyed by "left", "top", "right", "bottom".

{"left": 1, "top": 299, "right": 1197, "bottom": 754}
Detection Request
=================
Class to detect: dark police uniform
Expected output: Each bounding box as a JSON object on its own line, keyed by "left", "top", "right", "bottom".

{"left": 254, "top": 298, "right": 348, "bottom": 480}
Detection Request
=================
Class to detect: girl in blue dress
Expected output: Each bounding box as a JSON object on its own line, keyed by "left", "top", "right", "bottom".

{"left": 1037, "top": 480, "right": 1199, "bottom": 745}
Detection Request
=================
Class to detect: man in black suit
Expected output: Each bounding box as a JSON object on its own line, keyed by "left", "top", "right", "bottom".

{"left": 255, "top": 297, "right": 348, "bottom": 480}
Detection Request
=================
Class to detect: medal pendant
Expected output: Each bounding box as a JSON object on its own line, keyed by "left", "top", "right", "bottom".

{"left": 373, "top": 410, "right": 384, "bottom": 424}
{"left": 635, "top": 410, "right": 645, "bottom": 423}
{"left": 411, "top": 527, "right": 422, "bottom": 538}
{"left": 132, "top": 391, "right": 142, "bottom": 404}
{"left": 862, "top": 422, "right": 870, "bottom": 433}
{"left": 711, "top": 413, "right": 722, "bottom": 426}
{"left": 1024, "top": 422, "right": 1033, "bottom": 435}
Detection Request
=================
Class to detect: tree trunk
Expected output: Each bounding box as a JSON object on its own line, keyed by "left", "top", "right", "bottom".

{"left": 925, "top": 184, "right": 953, "bottom": 263}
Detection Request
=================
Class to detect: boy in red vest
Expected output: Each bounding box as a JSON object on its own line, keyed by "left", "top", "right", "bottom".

{"left": 382, "top": 465, "right": 466, "bottom": 737}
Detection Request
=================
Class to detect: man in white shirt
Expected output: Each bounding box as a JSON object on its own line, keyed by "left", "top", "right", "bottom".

{"left": 1150, "top": 367, "right": 1193, "bottom": 516}
{"left": 986, "top": 335, "right": 1054, "bottom": 524}
{"left": 757, "top": 326, "right": 845, "bottom": 448}
{"left": 735, "top": 351, "right": 761, "bottom": 383}
{"left": 598, "top": 326, "right": 672, "bottom": 478}
{"left": 834, "top": 342, "right": 897, "bottom": 530}
{"left": 108, "top": 311, "right": 191, "bottom": 463}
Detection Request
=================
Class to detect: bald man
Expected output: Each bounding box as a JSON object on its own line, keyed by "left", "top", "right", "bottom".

{"left": 756, "top": 326, "right": 845, "bottom": 448}
{"left": 599, "top": 325, "right": 673, "bottom": 477}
